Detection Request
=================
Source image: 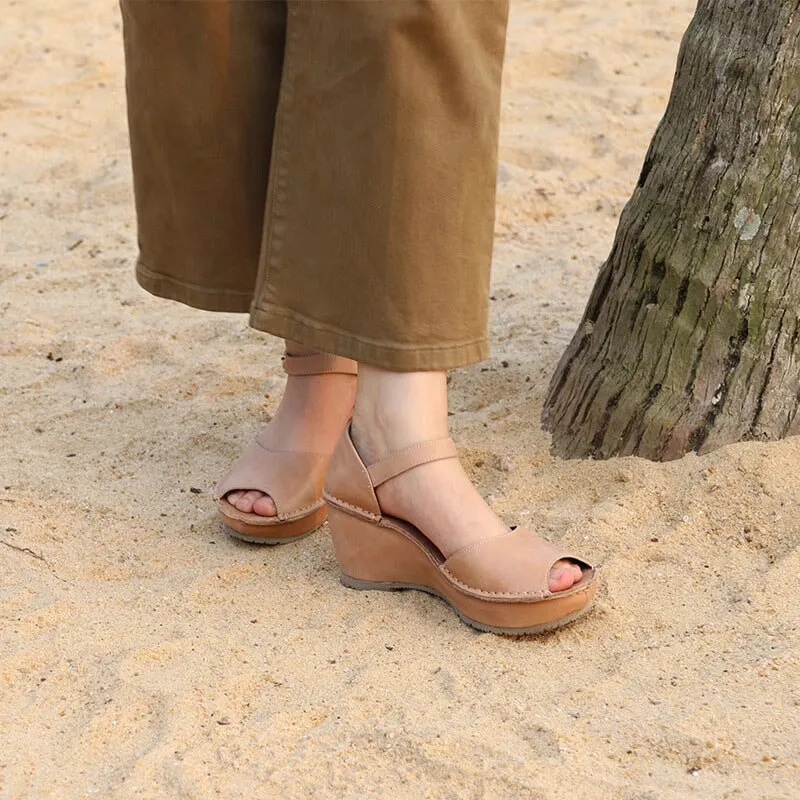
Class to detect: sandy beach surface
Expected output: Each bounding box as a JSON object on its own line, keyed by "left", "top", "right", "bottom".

{"left": 1, "top": 1, "right": 798, "bottom": 798}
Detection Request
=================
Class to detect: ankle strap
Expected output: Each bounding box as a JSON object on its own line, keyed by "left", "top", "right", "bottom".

{"left": 367, "top": 438, "right": 458, "bottom": 488}
{"left": 282, "top": 353, "right": 358, "bottom": 377}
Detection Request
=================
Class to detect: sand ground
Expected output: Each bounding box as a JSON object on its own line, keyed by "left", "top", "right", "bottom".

{"left": 1, "top": 1, "right": 798, "bottom": 798}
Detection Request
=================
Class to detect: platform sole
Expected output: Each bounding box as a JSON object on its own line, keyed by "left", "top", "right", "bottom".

{"left": 219, "top": 505, "right": 328, "bottom": 544}
{"left": 340, "top": 572, "right": 596, "bottom": 635}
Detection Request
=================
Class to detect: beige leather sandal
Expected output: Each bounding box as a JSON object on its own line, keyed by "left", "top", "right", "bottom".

{"left": 214, "top": 353, "right": 357, "bottom": 543}
{"left": 323, "top": 423, "right": 598, "bottom": 634}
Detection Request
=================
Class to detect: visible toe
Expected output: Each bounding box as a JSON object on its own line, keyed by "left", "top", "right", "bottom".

{"left": 233, "top": 490, "right": 263, "bottom": 513}
{"left": 252, "top": 494, "right": 277, "bottom": 517}
{"left": 549, "top": 559, "right": 583, "bottom": 593}
{"left": 224, "top": 489, "right": 278, "bottom": 517}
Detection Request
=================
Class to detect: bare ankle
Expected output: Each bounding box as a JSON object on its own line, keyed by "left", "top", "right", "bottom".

{"left": 351, "top": 364, "right": 450, "bottom": 462}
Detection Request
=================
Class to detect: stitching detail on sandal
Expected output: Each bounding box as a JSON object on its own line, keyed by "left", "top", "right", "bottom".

{"left": 220, "top": 498, "right": 323, "bottom": 524}
{"left": 277, "top": 500, "right": 325, "bottom": 522}
{"left": 322, "top": 491, "right": 381, "bottom": 523}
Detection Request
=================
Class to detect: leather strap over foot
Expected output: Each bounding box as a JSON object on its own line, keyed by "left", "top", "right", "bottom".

{"left": 367, "top": 439, "right": 459, "bottom": 487}
{"left": 214, "top": 435, "right": 329, "bottom": 521}
{"left": 441, "top": 528, "right": 592, "bottom": 598}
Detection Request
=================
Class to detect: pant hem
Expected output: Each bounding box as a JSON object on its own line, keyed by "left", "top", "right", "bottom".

{"left": 250, "top": 303, "right": 489, "bottom": 371}
{"left": 136, "top": 259, "right": 253, "bottom": 314}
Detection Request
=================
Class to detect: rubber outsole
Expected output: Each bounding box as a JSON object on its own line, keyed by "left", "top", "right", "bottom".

{"left": 225, "top": 523, "right": 323, "bottom": 545}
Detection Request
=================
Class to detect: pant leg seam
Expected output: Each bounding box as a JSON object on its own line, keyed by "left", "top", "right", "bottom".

{"left": 137, "top": 259, "right": 253, "bottom": 298}
{"left": 251, "top": 301, "right": 488, "bottom": 353}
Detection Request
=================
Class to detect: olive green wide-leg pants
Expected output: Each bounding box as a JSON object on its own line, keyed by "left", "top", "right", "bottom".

{"left": 120, "top": 0, "right": 509, "bottom": 371}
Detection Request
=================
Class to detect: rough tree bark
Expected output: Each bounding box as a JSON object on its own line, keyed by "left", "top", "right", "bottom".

{"left": 541, "top": 0, "right": 800, "bottom": 461}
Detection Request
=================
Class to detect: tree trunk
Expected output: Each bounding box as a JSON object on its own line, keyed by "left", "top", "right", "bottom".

{"left": 541, "top": 0, "right": 800, "bottom": 461}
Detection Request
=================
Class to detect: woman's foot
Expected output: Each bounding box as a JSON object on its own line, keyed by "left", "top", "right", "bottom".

{"left": 224, "top": 342, "right": 357, "bottom": 517}
{"left": 351, "top": 366, "right": 583, "bottom": 593}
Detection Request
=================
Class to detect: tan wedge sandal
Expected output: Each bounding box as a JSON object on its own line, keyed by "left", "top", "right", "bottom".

{"left": 323, "top": 423, "right": 598, "bottom": 634}
{"left": 214, "top": 353, "right": 357, "bottom": 543}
